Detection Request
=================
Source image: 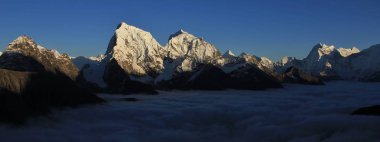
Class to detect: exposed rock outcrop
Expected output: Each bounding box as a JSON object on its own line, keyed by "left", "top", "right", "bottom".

{"left": 0, "top": 36, "right": 104, "bottom": 123}
{"left": 0, "top": 36, "right": 79, "bottom": 80}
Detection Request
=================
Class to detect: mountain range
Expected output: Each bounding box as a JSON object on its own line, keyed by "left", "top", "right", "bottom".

{"left": 1, "top": 22, "right": 380, "bottom": 122}
{"left": 73, "top": 22, "right": 380, "bottom": 93}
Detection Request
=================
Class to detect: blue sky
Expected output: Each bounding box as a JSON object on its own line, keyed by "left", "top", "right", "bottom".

{"left": 0, "top": 0, "right": 379, "bottom": 61}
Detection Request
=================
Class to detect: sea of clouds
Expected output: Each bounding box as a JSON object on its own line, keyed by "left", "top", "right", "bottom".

{"left": 1, "top": 81, "right": 380, "bottom": 142}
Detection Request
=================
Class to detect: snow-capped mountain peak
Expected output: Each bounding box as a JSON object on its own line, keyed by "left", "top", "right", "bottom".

{"left": 337, "top": 47, "right": 360, "bottom": 57}
{"left": 222, "top": 50, "right": 236, "bottom": 58}
{"left": 1, "top": 35, "right": 79, "bottom": 80}
{"left": 258, "top": 57, "right": 275, "bottom": 70}
{"left": 239, "top": 52, "right": 250, "bottom": 57}
{"left": 260, "top": 57, "right": 273, "bottom": 65}
{"left": 88, "top": 54, "right": 106, "bottom": 62}
{"left": 306, "top": 43, "right": 361, "bottom": 60}
{"left": 168, "top": 29, "right": 190, "bottom": 40}
{"left": 165, "top": 29, "right": 221, "bottom": 62}
{"left": 7, "top": 35, "right": 38, "bottom": 52}
{"left": 9, "top": 35, "right": 34, "bottom": 45}
{"left": 6, "top": 36, "right": 66, "bottom": 59}
{"left": 278, "top": 56, "right": 296, "bottom": 66}
{"left": 179, "top": 29, "right": 186, "bottom": 33}
{"left": 105, "top": 22, "right": 164, "bottom": 76}
{"left": 274, "top": 43, "right": 380, "bottom": 81}
{"left": 306, "top": 43, "right": 336, "bottom": 61}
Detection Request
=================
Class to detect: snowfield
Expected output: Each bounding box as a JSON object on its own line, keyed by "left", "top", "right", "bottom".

{"left": 1, "top": 82, "right": 380, "bottom": 142}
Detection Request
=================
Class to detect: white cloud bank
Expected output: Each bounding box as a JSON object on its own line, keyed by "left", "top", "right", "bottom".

{"left": 1, "top": 81, "right": 380, "bottom": 142}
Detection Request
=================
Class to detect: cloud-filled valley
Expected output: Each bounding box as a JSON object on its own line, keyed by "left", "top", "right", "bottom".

{"left": 1, "top": 1, "right": 380, "bottom": 142}
{"left": 1, "top": 82, "right": 380, "bottom": 142}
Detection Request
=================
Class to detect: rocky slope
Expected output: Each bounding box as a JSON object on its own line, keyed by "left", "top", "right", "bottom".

{"left": 0, "top": 36, "right": 104, "bottom": 123}
{"left": 278, "top": 67, "right": 324, "bottom": 85}
{"left": 0, "top": 36, "right": 79, "bottom": 80}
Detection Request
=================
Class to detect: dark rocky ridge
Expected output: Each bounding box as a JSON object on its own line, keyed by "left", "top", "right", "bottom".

{"left": 0, "top": 36, "right": 79, "bottom": 80}
{"left": 155, "top": 60, "right": 282, "bottom": 90}
{"left": 351, "top": 105, "right": 380, "bottom": 116}
{"left": 0, "top": 36, "right": 104, "bottom": 123}
{"left": 279, "top": 66, "right": 324, "bottom": 85}
{"left": 103, "top": 59, "right": 157, "bottom": 94}
{"left": 0, "top": 68, "right": 104, "bottom": 123}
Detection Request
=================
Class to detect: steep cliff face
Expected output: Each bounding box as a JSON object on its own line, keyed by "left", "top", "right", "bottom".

{"left": 101, "top": 22, "right": 164, "bottom": 93}
{"left": 105, "top": 22, "right": 164, "bottom": 77}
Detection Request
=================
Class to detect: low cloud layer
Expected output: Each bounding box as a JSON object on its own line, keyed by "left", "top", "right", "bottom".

{"left": 1, "top": 82, "right": 380, "bottom": 142}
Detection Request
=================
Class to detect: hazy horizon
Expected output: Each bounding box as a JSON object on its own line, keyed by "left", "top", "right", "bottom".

{"left": 1, "top": 0, "right": 379, "bottom": 61}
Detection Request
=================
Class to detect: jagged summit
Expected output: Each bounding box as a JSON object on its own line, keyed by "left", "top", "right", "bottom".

{"left": 7, "top": 35, "right": 37, "bottom": 51}
{"left": 222, "top": 50, "right": 236, "bottom": 58}
{"left": 106, "top": 22, "right": 162, "bottom": 54}
{"left": 307, "top": 43, "right": 361, "bottom": 61}
{"left": 168, "top": 29, "right": 189, "bottom": 40}
{"left": 239, "top": 52, "right": 250, "bottom": 57}
{"left": 179, "top": 29, "right": 185, "bottom": 33}
{"left": 88, "top": 54, "right": 106, "bottom": 62}
{"left": 105, "top": 21, "right": 164, "bottom": 76}
{"left": 9, "top": 35, "right": 34, "bottom": 44}
{"left": 278, "top": 56, "right": 297, "bottom": 66}
{"left": 168, "top": 29, "right": 196, "bottom": 41}
{"left": 0, "top": 35, "right": 79, "bottom": 80}
{"left": 117, "top": 22, "right": 128, "bottom": 29}
{"left": 273, "top": 43, "right": 380, "bottom": 81}
{"left": 312, "top": 43, "right": 336, "bottom": 53}
{"left": 309, "top": 43, "right": 336, "bottom": 57}
{"left": 6, "top": 35, "right": 68, "bottom": 59}
{"left": 257, "top": 57, "right": 275, "bottom": 70}
{"left": 115, "top": 22, "right": 147, "bottom": 33}
{"left": 337, "top": 47, "right": 360, "bottom": 57}
{"left": 315, "top": 43, "right": 331, "bottom": 48}
{"left": 165, "top": 29, "right": 220, "bottom": 62}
